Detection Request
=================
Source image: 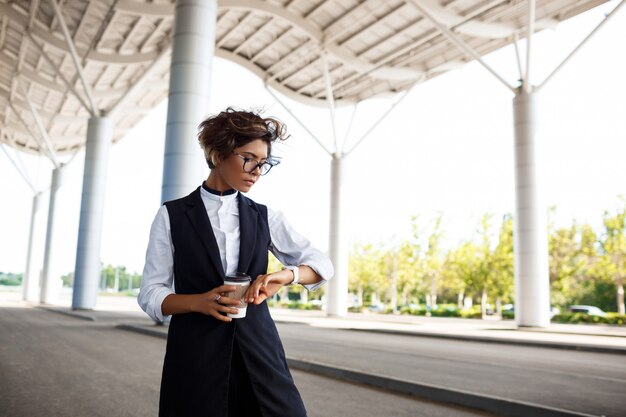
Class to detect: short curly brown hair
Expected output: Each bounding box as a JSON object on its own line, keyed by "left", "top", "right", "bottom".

{"left": 198, "top": 107, "right": 289, "bottom": 169}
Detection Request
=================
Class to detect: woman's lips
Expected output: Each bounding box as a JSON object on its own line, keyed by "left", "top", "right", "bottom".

{"left": 244, "top": 179, "right": 255, "bottom": 186}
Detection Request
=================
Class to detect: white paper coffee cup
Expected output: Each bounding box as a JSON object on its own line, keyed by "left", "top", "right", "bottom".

{"left": 224, "top": 273, "right": 251, "bottom": 319}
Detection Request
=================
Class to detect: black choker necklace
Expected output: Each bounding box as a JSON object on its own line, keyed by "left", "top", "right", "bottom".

{"left": 202, "top": 182, "right": 236, "bottom": 196}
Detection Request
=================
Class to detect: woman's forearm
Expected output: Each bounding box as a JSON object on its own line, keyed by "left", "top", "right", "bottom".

{"left": 269, "top": 265, "right": 322, "bottom": 286}
{"left": 161, "top": 293, "right": 199, "bottom": 316}
{"left": 294, "top": 265, "right": 323, "bottom": 285}
{"left": 163, "top": 268, "right": 324, "bottom": 314}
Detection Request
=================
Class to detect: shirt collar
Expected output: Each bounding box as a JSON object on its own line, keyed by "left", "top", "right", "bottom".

{"left": 200, "top": 183, "right": 238, "bottom": 202}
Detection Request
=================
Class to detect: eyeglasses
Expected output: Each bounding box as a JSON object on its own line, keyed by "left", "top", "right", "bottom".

{"left": 232, "top": 152, "right": 279, "bottom": 176}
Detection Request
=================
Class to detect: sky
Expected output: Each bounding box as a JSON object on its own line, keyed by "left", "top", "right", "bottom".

{"left": 1, "top": 2, "right": 625, "bottom": 277}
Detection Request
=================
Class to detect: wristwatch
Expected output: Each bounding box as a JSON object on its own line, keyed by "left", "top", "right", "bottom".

{"left": 282, "top": 265, "right": 299, "bottom": 285}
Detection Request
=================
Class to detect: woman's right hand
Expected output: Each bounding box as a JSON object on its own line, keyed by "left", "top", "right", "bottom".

{"left": 192, "top": 285, "right": 240, "bottom": 322}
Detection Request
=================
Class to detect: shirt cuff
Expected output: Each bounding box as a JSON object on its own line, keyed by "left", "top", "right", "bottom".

{"left": 142, "top": 287, "right": 175, "bottom": 323}
{"left": 302, "top": 279, "right": 327, "bottom": 292}
{"left": 296, "top": 263, "right": 330, "bottom": 292}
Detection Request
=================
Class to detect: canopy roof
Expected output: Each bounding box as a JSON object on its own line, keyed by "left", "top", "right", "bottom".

{"left": 0, "top": 0, "right": 606, "bottom": 156}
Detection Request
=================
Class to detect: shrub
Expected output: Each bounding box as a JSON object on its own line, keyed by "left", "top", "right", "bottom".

{"left": 431, "top": 305, "right": 460, "bottom": 317}
{"left": 459, "top": 307, "right": 482, "bottom": 319}
{"left": 399, "top": 306, "right": 412, "bottom": 315}
{"left": 399, "top": 306, "right": 427, "bottom": 316}
{"left": 607, "top": 313, "right": 626, "bottom": 325}
{"left": 398, "top": 304, "right": 482, "bottom": 318}
{"left": 502, "top": 310, "right": 515, "bottom": 320}
{"left": 0, "top": 274, "right": 22, "bottom": 286}
{"left": 551, "top": 312, "right": 626, "bottom": 325}
{"left": 278, "top": 300, "right": 323, "bottom": 310}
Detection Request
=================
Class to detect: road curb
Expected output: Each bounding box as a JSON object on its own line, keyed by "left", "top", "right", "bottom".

{"left": 117, "top": 323, "right": 604, "bottom": 417}
{"left": 343, "top": 327, "right": 626, "bottom": 355}
{"left": 286, "top": 358, "right": 603, "bottom": 417}
{"left": 272, "top": 320, "right": 626, "bottom": 356}
{"left": 117, "top": 323, "right": 168, "bottom": 338}
{"left": 37, "top": 306, "right": 97, "bottom": 321}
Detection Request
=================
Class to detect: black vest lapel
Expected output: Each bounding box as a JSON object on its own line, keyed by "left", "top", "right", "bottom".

{"left": 184, "top": 188, "right": 226, "bottom": 278}
{"left": 237, "top": 193, "right": 257, "bottom": 275}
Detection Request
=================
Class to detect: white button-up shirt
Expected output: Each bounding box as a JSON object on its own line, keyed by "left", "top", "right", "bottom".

{"left": 138, "top": 187, "right": 334, "bottom": 322}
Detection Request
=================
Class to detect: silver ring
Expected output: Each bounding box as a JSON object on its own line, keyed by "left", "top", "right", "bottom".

{"left": 213, "top": 294, "right": 221, "bottom": 302}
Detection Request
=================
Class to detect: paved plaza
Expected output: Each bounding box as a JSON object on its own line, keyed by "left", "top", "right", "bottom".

{"left": 1, "top": 289, "right": 624, "bottom": 417}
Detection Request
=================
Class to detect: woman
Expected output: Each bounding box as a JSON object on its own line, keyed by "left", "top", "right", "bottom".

{"left": 138, "top": 107, "right": 333, "bottom": 417}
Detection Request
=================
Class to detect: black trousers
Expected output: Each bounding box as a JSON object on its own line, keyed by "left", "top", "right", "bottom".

{"left": 228, "top": 340, "right": 262, "bottom": 417}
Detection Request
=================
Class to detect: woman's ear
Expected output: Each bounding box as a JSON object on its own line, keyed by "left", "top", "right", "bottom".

{"left": 210, "top": 152, "right": 221, "bottom": 168}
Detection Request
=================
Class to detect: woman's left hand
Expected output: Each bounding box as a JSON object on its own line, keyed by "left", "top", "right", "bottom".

{"left": 244, "top": 270, "right": 294, "bottom": 305}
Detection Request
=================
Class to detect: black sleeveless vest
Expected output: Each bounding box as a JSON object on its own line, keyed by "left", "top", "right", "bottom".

{"left": 159, "top": 187, "right": 306, "bottom": 417}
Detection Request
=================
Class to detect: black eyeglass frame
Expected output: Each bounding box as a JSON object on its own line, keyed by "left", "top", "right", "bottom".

{"left": 232, "top": 152, "right": 280, "bottom": 176}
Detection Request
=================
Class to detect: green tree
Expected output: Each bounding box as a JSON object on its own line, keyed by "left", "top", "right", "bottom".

{"left": 443, "top": 242, "right": 476, "bottom": 308}
{"left": 0, "top": 272, "right": 23, "bottom": 286}
{"left": 267, "top": 251, "right": 283, "bottom": 273}
{"left": 97, "top": 264, "right": 142, "bottom": 293}
{"left": 581, "top": 254, "right": 617, "bottom": 311}
{"left": 490, "top": 214, "right": 514, "bottom": 313}
{"left": 396, "top": 238, "right": 424, "bottom": 306}
{"left": 446, "top": 241, "right": 480, "bottom": 307}
{"left": 349, "top": 243, "right": 387, "bottom": 306}
{"left": 389, "top": 215, "right": 447, "bottom": 309}
{"left": 423, "top": 216, "right": 444, "bottom": 309}
{"left": 474, "top": 214, "right": 495, "bottom": 317}
{"left": 599, "top": 201, "right": 626, "bottom": 314}
{"left": 550, "top": 222, "right": 600, "bottom": 308}
{"left": 549, "top": 222, "right": 582, "bottom": 307}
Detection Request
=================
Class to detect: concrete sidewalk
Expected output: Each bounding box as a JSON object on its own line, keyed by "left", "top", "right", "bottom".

{"left": 113, "top": 309, "right": 624, "bottom": 417}
{"left": 108, "top": 306, "right": 626, "bottom": 355}
{"left": 268, "top": 308, "right": 626, "bottom": 355}
{"left": 9, "top": 285, "right": 624, "bottom": 354}
{"left": 1, "top": 301, "right": 497, "bottom": 417}
{"left": 3, "top": 289, "right": 624, "bottom": 417}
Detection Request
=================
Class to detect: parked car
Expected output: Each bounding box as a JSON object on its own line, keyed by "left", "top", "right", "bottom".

{"left": 568, "top": 305, "right": 607, "bottom": 317}
{"left": 501, "top": 304, "right": 560, "bottom": 318}
{"left": 367, "top": 304, "right": 386, "bottom": 313}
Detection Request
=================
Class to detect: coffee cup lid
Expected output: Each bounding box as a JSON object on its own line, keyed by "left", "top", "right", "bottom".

{"left": 225, "top": 272, "right": 251, "bottom": 283}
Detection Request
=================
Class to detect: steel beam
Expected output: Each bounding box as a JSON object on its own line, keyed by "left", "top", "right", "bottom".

{"left": 537, "top": 0, "right": 626, "bottom": 92}
{"left": 48, "top": 0, "right": 99, "bottom": 116}
{"left": 408, "top": 0, "right": 515, "bottom": 93}
{"left": 524, "top": 0, "right": 536, "bottom": 93}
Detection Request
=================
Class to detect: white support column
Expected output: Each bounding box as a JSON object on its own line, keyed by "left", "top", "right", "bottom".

{"left": 327, "top": 153, "right": 348, "bottom": 316}
{"left": 23, "top": 192, "right": 45, "bottom": 302}
{"left": 513, "top": 90, "right": 550, "bottom": 327}
{"left": 161, "top": 0, "right": 217, "bottom": 203}
{"left": 40, "top": 164, "right": 69, "bottom": 304}
{"left": 72, "top": 116, "right": 112, "bottom": 310}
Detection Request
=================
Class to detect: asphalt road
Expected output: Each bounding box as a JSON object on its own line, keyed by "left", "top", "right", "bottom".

{"left": 0, "top": 305, "right": 495, "bottom": 417}
{"left": 276, "top": 322, "right": 626, "bottom": 417}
